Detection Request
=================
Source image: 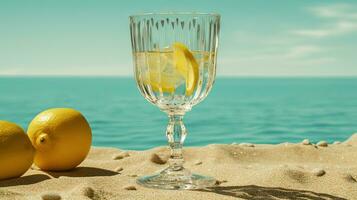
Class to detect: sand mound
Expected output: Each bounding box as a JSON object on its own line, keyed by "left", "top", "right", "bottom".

{"left": 345, "top": 133, "right": 357, "bottom": 146}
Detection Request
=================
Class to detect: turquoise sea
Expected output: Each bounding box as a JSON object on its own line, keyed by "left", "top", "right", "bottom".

{"left": 0, "top": 77, "right": 356, "bottom": 150}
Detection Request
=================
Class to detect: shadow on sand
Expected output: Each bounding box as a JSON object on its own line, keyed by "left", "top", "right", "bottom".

{"left": 199, "top": 185, "right": 347, "bottom": 200}
{"left": 0, "top": 174, "right": 51, "bottom": 187}
{"left": 0, "top": 167, "right": 118, "bottom": 187}
{"left": 46, "top": 166, "right": 119, "bottom": 178}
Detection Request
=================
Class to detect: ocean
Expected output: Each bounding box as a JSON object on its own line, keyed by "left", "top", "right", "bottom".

{"left": 1, "top": 77, "right": 356, "bottom": 150}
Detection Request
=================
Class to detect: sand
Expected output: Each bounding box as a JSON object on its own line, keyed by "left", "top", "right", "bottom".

{"left": 1, "top": 134, "right": 356, "bottom": 200}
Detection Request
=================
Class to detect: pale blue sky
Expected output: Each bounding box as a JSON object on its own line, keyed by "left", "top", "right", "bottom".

{"left": 0, "top": 0, "right": 356, "bottom": 76}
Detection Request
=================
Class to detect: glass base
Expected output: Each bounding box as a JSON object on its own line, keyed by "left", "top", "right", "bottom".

{"left": 137, "top": 167, "right": 216, "bottom": 190}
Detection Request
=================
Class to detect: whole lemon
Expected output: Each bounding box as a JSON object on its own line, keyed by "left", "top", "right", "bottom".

{"left": 0, "top": 121, "right": 35, "bottom": 180}
{"left": 27, "top": 108, "right": 92, "bottom": 171}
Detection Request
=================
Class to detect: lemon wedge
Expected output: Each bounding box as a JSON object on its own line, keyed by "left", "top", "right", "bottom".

{"left": 172, "top": 42, "right": 199, "bottom": 96}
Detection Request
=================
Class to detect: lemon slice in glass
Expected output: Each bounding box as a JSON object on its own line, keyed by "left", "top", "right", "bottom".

{"left": 172, "top": 42, "right": 199, "bottom": 96}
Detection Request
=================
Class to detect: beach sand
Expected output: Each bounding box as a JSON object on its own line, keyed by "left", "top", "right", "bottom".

{"left": 1, "top": 134, "right": 356, "bottom": 200}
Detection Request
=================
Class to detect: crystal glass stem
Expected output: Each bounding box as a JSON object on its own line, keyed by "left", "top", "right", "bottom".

{"left": 166, "top": 115, "right": 186, "bottom": 171}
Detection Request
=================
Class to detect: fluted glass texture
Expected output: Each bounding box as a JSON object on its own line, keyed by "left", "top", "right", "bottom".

{"left": 130, "top": 13, "right": 220, "bottom": 114}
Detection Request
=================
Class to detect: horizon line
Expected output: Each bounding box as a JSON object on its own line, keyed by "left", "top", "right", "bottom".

{"left": 1, "top": 75, "right": 357, "bottom": 78}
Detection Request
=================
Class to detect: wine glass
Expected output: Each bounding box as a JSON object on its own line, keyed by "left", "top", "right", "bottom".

{"left": 129, "top": 12, "right": 220, "bottom": 190}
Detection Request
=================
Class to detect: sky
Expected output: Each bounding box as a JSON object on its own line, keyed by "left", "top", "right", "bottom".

{"left": 0, "top": 0, "right": 356, "bottom": 77}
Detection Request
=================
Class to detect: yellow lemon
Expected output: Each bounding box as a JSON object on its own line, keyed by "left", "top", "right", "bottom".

{"left": 0, "top": 120, "right": 35, "bottom": 180}
{"left": 173, "top": 42, "right": 199, "bottom": 96}
{"left": 27, "top": 108, "right": 92, "bottom": 171}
